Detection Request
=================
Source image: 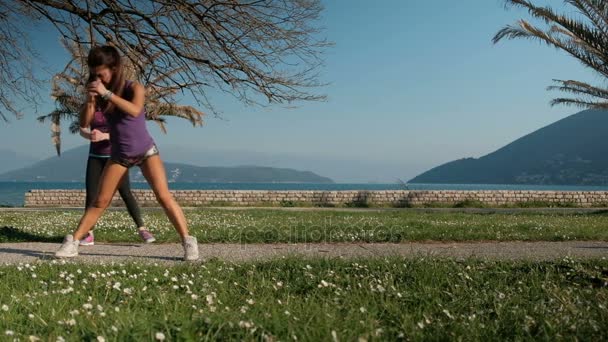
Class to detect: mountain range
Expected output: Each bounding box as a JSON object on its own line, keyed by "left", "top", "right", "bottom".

{"left": 0, "top": 149, "right": 36, "bottom": 174}
{"left": 409, "top": 109, "right": 608, "bottom": 185}
{"left": 0, "top": 145, "right": 333, "bottom": 183}
{"left": 5, "top": 109, "right": 608, "bottom": 185}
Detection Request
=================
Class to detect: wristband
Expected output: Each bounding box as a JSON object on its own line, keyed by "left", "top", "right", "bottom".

{"left": 101, "top": 90, "right": 113, "bottom": 100}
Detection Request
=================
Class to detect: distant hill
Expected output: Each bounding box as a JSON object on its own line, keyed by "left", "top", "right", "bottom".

{"left": 0, "top": 145, "right": 413, "bottom": 183}
{"left": 0, "top": 145, "right": 334, "bottom": 183}
{"left": 0, "top": 149, "right": 36, "bottom": 174}
{"left": 154, "top": 145, "right": 411, "bottom": 183}
{"left": 409, "top": 109, "right": 608, "bottom": 185}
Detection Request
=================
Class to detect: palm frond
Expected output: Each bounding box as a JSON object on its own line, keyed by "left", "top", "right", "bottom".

{"left": 495, "top": 0, "right": 608, "bottom": 108}
{"left": 547, "top": 79, "right": 608, "bottom": 99}
{"left": 146, "top": 103, "right": 205, "bottom": 127}
{"left": 549, "top": 97, "right": 608, "bottom": 108}
{"left": 565, "top": 0, "right": 608, "bottom": 36}
{"left": 43, "top": 40, "right": 206, "bottom": 155}
{"left": 51, "top": 112, "right": 61, "bottom": 156}
{"left": 69, "top": 120, "right": 81, "bottom": 134}
{"left": 148, "top": 117, "right": 168, "bottom": 134}
{"left": 36, "top": 109, "right": 77, "bottom": 124}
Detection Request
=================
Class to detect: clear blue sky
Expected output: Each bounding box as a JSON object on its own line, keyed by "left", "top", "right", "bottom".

{"left": 0, "top": 0, "right": 596, "bottom": 182}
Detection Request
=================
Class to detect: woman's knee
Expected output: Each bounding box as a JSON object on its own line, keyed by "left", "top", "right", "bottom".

{"left": 155, "top": 191, "right": 174, "bottom": 208}
{"left": 92, "top": 195, "right": 113, "bottom": 209}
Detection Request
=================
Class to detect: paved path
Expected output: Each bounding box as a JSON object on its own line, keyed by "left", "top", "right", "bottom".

{"left": 3, "top": 206, "right": 608, "bottom": 215}
{"left": 0, "top": 241, "right": 606, "bottom": 264}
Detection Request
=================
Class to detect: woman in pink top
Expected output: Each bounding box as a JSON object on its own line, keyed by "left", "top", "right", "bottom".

{"left": 56, "top": 45, "right": 199, "bottom": 261}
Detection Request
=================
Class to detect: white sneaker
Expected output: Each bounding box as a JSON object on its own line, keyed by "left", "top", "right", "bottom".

{"left": 182, "top": 236, "right": 199, "bottom": 261}
{"left": 55, "top": 235, "right": 79, "bottom": 258}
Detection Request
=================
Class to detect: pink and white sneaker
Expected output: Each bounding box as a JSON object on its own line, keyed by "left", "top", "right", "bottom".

{"left": 138, "top": 228, "right": 156, "bottom": 243}
{"left": 79, "top": 231, "right": 95, "bottom": 246}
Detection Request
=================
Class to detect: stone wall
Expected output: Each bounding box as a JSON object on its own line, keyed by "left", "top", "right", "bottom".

{"left": 22, "top": 189, "right": 608, "bottom": 207}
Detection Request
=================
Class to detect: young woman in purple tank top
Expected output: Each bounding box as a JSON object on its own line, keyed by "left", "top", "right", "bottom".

{"left": 56, "top": 45, "right": 199, "bottom": 261}
{"left": 77, "top": 102, "right": 156, "bottom": 245}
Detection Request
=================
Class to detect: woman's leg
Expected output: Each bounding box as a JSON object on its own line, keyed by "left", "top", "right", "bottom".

{"left": 85, "top": 157, "right": 105, "bottom": 210}
{"left": 80, "top": 157, "right": 107, "bottom": 244}
{"left": 116, "top": 169, "right": 146, "bottom": 228}
{"left": 72, "top": 161, "right": 129, "bottom": 241}
{"left": 139, "top": 155, "right": 189, "bottom": 238}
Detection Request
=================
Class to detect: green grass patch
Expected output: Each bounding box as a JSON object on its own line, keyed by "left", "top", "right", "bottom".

{"left": 453, "top": 199, "right": 487, "bottom": 208}
{"left": 0, "top": 257, "right": 606, "bottom": 341}
{"left": 508, "top": 201, "right": 579, "bottom": 208}
{"left": 2, "top": 208, "right": 608, "bottom": 244}
{"left": 163, "top": 199, "right": 608, "bottom": 209}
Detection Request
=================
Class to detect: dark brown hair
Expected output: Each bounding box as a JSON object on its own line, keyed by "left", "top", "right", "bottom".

{"left": 87, "top": 45, "right": 126, "bottom": 113}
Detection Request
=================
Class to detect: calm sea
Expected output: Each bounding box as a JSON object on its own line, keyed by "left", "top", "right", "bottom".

{"left": 2, "top": 181, "right": 608, "bottom": 207}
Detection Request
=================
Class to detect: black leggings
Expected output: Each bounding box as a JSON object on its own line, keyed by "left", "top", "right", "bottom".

{"left": 86, "top": 156, "right": 145, "bottom": 228}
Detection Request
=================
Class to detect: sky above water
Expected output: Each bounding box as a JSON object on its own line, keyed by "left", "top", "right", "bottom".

{"left": 0, "top": 1, "right": 595, "bottom": 182}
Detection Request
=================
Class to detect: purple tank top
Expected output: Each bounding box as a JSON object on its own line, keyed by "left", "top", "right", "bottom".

{"left": 89, "top": 110, "right": 111, "bottom": 156}
{"left": 105, "top": 81, "right": 155, "bottom": 158}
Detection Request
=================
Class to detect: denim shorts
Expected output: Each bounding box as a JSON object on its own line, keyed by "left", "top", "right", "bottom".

{"left": 112, "top": 145, "right": 159, "bottom": 168}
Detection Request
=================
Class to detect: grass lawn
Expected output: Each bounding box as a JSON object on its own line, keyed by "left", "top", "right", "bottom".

{"left": 2, "top": 209, "right": 607, "bottom": 340}
{"left": 1, "top": 208, "right": 608, "bottom": 243}
{"left": 0, "top": 257, "right": 607, "bottom": 341}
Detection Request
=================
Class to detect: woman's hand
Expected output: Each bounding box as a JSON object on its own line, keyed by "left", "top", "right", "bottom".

{"left": 90, "top": 129, "right": 110, "bottom": 142}
{"left": 87, "top": 80, "right": 108, "bottom": 97}
{"left": 79, "top": 126, "right": 92, "bottom": 141}
{"left": 86, "top": 92, "right": 97, "bottom": 104}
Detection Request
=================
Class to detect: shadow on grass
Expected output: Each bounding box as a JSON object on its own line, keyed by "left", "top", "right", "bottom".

{"left": 0, "top": 247, "right": 53, "bottom": 259}
{"left": 0, "top": 247, "right": 187, "bottom": 262}
{"left": 71, "top": 252, "right": 181, "bottom": 262}
{"left": 575, "top": 246, "right": 608, "bottom": 250}
{"left": 0, "top": 226, "right": 63, "bottom": 243}
{"left": 584, "top": 209, "right": 608, "bottom": 216}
